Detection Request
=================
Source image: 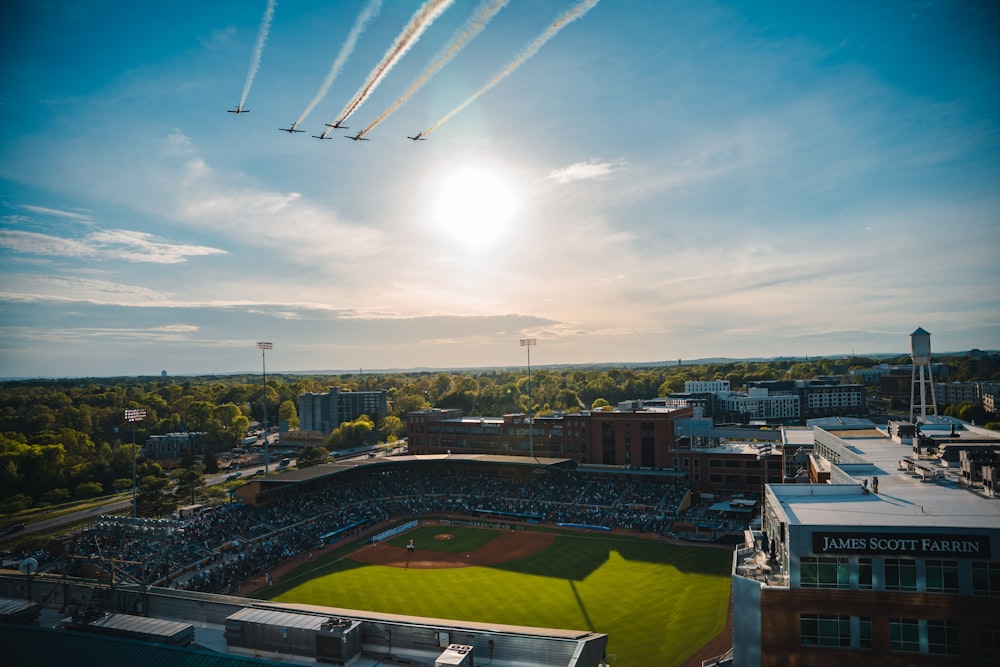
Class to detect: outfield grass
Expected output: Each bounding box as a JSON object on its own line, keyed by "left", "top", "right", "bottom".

{"left": 263, "top": 526, "right": 732, "bottom": 666}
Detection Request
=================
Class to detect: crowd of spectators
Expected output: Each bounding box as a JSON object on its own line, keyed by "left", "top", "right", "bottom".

{"left": 22, "top": 468, "right": 742, "bottom": 595}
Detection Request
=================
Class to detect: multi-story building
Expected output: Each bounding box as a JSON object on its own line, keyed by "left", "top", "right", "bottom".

{"left": 721, "top": 388, "right": 800, "bottom": 422}
{"left": 745, "top": 379, "right": 865, "bottom": 420}
{"left": 298, "top": 387, "right": 388, "bottom": 435}
{"left": 685, "top": 380, "right": 731, "bottom": 393}
{"left": 407, "top": 404, "right": 693, "bottom": 468}
{"left": 852, "top": 363, "right": 950, "bottom": 386}
{"left": 731, "top": 421, "right": 1000, "bottom": 666}
{"left": 935, "top": 381, "right": 983, "bottom": 407}
{"left": 143, "top": 432, "right": 206, "bottom": 460}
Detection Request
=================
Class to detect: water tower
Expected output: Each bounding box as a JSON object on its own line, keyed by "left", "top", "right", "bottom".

{"left": 909, "top": 326, "right": 938, "bottom": 423}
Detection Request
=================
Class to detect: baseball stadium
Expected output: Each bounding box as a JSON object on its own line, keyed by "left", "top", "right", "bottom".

{"left": 2, "top": 455, "right": 734, "bottom": 666}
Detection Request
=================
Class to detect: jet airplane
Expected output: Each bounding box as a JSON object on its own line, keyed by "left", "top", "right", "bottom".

{"left": 312, "top": 133, "right": 333, "bottom": 140}
{"left": 407, "top": 132, "right": 427, "bottom": 141}
{"left": 325, "top": 120, "right": 349, "bottom": 130}
{"left": 346, "top": 132, "right": 369, "bottom": 142}
{"left": 228, "top": 104, "right": 250, "bottom": 114}
{"left": 279, "top": 123, "right": 304, "bottom": 134}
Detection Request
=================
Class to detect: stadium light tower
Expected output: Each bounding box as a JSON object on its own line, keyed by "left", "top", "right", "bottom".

{"left": 520, "top": 338, "right": 537, "bottom": 459}
{"left": 124, "top": 408, "right": 146, "bottom": 518}
{"left": 257, "top": 342, "right": 273, "bottom": 475}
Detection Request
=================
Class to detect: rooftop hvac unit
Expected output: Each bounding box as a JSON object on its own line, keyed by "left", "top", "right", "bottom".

{"left": 436, "top": 643, "right": 474, "bottom": 667}
{"left": 316, "top": 617, "right": 362, "bottom": 664}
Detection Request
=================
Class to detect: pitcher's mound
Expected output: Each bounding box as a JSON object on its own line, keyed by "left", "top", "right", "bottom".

{"left": 354, "top": 530, "right": 554, "bottom": 569}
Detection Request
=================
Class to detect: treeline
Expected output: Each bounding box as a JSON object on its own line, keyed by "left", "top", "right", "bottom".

{"left": 1, "top": 354, "right": 996, "bottom": 508}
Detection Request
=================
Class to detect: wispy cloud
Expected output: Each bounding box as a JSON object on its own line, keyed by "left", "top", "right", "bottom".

{"left": 0, "top": 228, "right": 226, "bottom": 264}
{"left": 0, "top": 274, "right": 171, "bottom": 305}
{"left": 20, "top": 205, "right": 92, "bottom": 221}
{"left": 546, "top": 159, "right": 620, "bottom": 184}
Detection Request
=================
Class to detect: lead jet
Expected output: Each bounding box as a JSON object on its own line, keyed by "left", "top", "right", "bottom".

{"left": 407, "top": 132, "right": 427, "bottom": 141}
{"left": 346, "top": 132, "right": 369, "bottom": 142}
{"left": 279, "top": 122, "right": 304, "bottom": 134}
{"left": 228, "top": 104, "right": 250, "bottom": 114}
{"left": 325, "top": 120, "right": 349, "bottom": 130}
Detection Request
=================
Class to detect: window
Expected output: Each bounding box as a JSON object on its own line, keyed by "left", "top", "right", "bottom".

{"left": 800, "top": 556, "right": 850, "bottom": 589}
{"left": 800, "top": 614, "right": 850, "bottom": 648}
{"left": 859, "top": 617, "right": 872, "bottom": 649}
{"left": 889, "top": 618, "right": 920, "bottom": 653}
{"left": 885, "top": 558, "right": 918, "bottom": 592}
{"left": 858, "top": 557, "right": 872, "bottom": 590}
{"left": 927, "top": 620, "right": 959, "bottom": 656}
{"left": 973, "top": 561, "right": 1000, "bottom": 596}
{"left": 980, "top": 625, "right": 1000, "bottom": 664}
{"left": 925, "top": 559, "right": 959, "bottom": 593}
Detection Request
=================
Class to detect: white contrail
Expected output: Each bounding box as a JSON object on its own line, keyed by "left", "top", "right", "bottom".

{"left": 238, "top": 0, "right": 277, "bottom": 109}
{"left": 295, "top": 0, "right": 382, "bottom": 129}
{"left": 358, "top": 0, "right": 508, "bottom": 138}
{"left": 423, "top": 0, "right": 600, "bottom": 137}
{"left": 330, "top": 0, "right": 456, "bottom": 129}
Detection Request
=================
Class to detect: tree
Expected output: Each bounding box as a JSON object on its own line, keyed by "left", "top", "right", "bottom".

{"left": 378, "top": 415, "right": 404, "bottom": 441}
{"left": 174, "top": 466, "right": 205, "bottom": 505}
{"left": 0, "top": 493, "right": 32, "bottom": 516}
{"left": 136, "top": 476, "right": 177, "bottom": 518}
{"left": 326, "top": 416, "right": 375, "bottom": 449}
{"left": 279, "top": 400, "right": 299, "bottom": 429}
{"left": 297, "top": 446, "right": 329, "bottom": 468}
{"left": 41, "top": 488, "right": 70, "bottom": 504}
{"left": 74, "top": 481, "right": 104, "bottom": 498}
{"left": 202, "top": 449, "right": 219, "bottom": 474}
{"left": 111, "top": 478, "right": 132, "bottom": 491}
{"left": 592, "top": 398, "right": 610, "bottom": 409}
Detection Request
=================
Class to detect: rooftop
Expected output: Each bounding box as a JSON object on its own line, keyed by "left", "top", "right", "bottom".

{"left": 769, "top": 425, "right": 1000, "bottom": 530}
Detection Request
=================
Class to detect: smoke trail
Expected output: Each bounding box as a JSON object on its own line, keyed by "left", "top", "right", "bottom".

{"left": 423, "top": 0, "right": 600, "bottom": 137}
{"left": 239, "top": 0, "right": 277, "bottom": 109}
{"left": 331, "top": 0, "right": 456, "bottom": 129}
{"left": 358, "top": 0, "right": 508, "bottom": 138}
{"left": 295, "top": 0, "right": 382, "bottom": 128}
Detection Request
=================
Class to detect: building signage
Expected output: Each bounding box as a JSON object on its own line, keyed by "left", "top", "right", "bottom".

{"left": 813, "top": 532, "right": 991, "bottom": 558}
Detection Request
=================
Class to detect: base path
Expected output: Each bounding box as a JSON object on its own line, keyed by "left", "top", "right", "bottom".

{"left": 352, "top": 527, "right": 554, "bottom": 569}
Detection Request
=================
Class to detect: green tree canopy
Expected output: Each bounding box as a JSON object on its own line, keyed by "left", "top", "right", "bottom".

{"left": 296, "top": 445, "right": 329, "bottom": 468}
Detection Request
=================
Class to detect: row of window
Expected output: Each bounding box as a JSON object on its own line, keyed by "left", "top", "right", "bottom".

{"left": 801, "top": 614, "right": 999, "bottom": 659}
{"left": 799, "top": 556, "right": 999, "bottom": 595}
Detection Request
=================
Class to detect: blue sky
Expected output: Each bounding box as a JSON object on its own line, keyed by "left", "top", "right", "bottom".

{"left": 1, "top": 0, "right": 997, "bottom": 378}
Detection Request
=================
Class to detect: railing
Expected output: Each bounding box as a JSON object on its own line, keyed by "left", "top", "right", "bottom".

{"left": 702, "top": 647, "right": 733, "bottom": 666}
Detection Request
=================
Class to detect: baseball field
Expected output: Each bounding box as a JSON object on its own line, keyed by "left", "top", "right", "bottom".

{"left": 258, "top": 521, "right": 732, "bottom": 666}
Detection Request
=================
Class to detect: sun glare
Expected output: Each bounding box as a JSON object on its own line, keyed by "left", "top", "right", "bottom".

{"left": 430, "top": 164, "right": 518, "bottom": 248}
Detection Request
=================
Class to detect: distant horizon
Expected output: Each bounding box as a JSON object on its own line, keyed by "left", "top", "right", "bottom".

{"left": 4, "top": 348, "right": 995, "bottom": 382}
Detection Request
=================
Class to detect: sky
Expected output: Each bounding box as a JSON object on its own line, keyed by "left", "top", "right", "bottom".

{"left": 1, "top": 0, "right": 998, "bottom": 378}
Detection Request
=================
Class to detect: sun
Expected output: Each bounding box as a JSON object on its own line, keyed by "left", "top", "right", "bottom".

{"left": 430, "top": 163, "right": 519, "bottom": 248}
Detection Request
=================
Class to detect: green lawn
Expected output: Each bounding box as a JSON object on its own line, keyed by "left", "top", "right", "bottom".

{"left": 263, "top": 526, "right": 732, "bottom": 666}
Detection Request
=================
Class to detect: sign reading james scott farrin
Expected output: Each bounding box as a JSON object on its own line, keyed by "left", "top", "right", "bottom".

{"left": 813, "top": 532, "right": 991, "bottom": 558}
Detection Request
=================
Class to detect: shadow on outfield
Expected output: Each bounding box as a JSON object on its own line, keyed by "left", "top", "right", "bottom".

{"left": 569, "top": 579, "right": 596, "bottom": 632}
{"left": 492, "top": 533, "right": 732, "bottom": 582}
